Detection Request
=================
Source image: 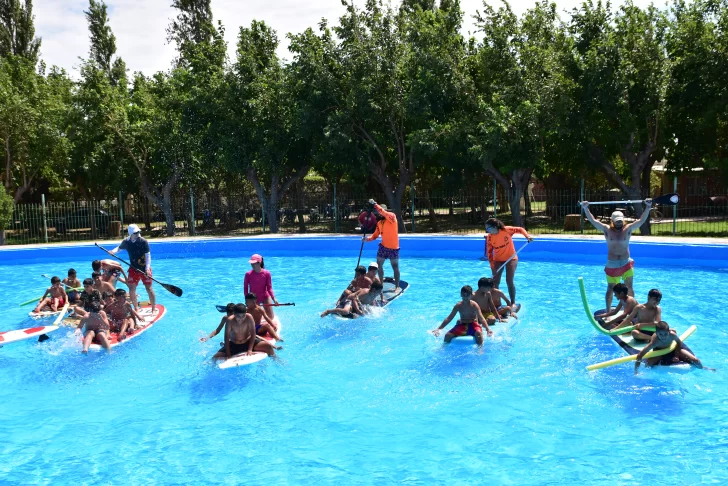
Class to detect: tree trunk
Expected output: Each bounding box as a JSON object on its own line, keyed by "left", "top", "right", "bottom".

{"left": 0, "top": 229, "right": 5, "bottom": 246}
{"left": 483, "top": 161, "right": 532, "bottom": 229}
{"left": 508, "top": 183, "right": 525, "bottom": 228}
{"left": 424, "top": 189, "right": 439, "bottom": 232}
{"left": 247, "top": 166, "right": 310, "bottom": 235}
{"left": 296, "top": 178, "right": 306, "bottom": 233}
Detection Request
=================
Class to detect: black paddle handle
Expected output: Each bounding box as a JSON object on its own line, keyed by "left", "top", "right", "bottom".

{"left": 356, "top": 210, "right": 372, "bottom": 268}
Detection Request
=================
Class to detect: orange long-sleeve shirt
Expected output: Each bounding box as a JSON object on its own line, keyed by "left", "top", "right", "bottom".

{"left": 486, "top": 226, "right": 531, "bottom": 267}
{"left": 366, "top": 203, "right": 399, "bottom": 249}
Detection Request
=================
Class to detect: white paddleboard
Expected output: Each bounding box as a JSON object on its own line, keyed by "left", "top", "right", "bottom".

{"left": 0, "top": 325, "right": 59, "bottom": 345}
{"left": 432, "top": 303, "right": 522, "bottom": 344}
{"left": 86, "top": 304, "right": 166, "bottom": 351}
{"left": 218, "top": 317, "right": 281, "bottom": 369}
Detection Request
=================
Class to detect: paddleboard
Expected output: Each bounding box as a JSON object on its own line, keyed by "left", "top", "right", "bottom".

{"left": 218, "top": 316, "right": 282, "bottom": 369}
{"left": 85, "top": 304, "right": 166, "bottom": 351}
{"left": 28, "top": 308, "right": 65, "bottom": 319}
{"left": 0, "top": 325, "right": 59, "bottom": 345}
{"left": 329, "top": 277, "right": 409, "bottom": 319}
{"left": 437, "top": 303, "right": 522, "bottom": 344}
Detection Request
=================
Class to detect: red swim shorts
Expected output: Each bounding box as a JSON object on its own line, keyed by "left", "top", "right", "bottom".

{"left": 448, "top": 320, "right": 483, "bottom": 336}
{"left": 127, "top": 267, "right": 153, "bottom": 286}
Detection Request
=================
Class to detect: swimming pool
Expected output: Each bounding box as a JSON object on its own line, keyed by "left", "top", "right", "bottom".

{"left": 2, "top": 236, "right": 727, "bottom": 484}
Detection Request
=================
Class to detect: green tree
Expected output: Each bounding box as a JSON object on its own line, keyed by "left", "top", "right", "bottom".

{"left": 0, "top": 0, "right": 40, "bottom": 63}
{"left": 0, "top": 187, "right": 13, "bottom": 245}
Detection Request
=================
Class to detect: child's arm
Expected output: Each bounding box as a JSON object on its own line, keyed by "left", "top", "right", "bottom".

{"left": 597, "top": 301, "right": 623, "bottom": 318}
{"left": 432, "top": 305, "right": 459, "bottom": 335}
{"left": 655, "top": 306, "right": 662, "bottom": 323}
{"left": 488, "top": 293, "right": 504, "bottom": 322}
{"left": 246, "top": 319, "right": 256, "bottom": 354}
{"left": 495, "top": 289, "right": 511, "bottom": 307}
{"left": 613, "top": 305, "right": 639, "bottom": 330}
{"left": 202, "top": 316, "right": 227, "bottom": 342}
{"left": 634, "top": 334, "right": 658, "bottom": 374}
{"left": 475, "top": 304, "right": 493, "bottom": 336}
{"left": 224, "top": 319, "right": 232, "bottom": 358}
{"left": 261, "top": 308, "right": 274, "bottom": 326}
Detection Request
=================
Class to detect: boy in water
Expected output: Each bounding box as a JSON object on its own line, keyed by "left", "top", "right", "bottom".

{"left": 201, "top": 303, "right": 234, "bottom": 342}
{"left": 595, "top": 283, "right": 637, "bottom": 328}
{"left": 472, "top": 278, "right": 510, "bottom": 324}
{"left": 621, "top": 289, "right": 663, "bottom": 341}
{"left": 92, "top": 272, "right": 116, "bottom": 296}
{"left": 431, "top": 285, "right": 493, "bottom": 345}
{"left": 33, "top": 276, "right": 68, "bottom": 313}
{"left": 212, "top": 304, "right": 277, "bottom": 360}
{"left": 62, "top": 269, "right": 81, "bottom": 304}
{"left": 634, "top": 321, "right": 714, "bottom": 374}
{"left": 75, "top": 300, "right": 112, "bottom": 353}
{"left": 92, "top": 259, "right": 127, "bottom": 288}
{"left": 74, "top": 278, "right": 102, "bottom": 318}
{"left": 245, "top": 293, "right": 283, "bottom": 341}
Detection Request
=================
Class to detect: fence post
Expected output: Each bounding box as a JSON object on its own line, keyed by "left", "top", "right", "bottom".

{"left": 333, "top": 183, "right": 338, "bottom": 233}
{"left": 410, "top": 181, "right": 415, "bottom": 232}
{"left": 119, "top": 191, "right": 124, "bottom": 224}
{"left": 672, "top": 175, "right": 677, "bottom": 236}
{"left": 189, "top": 188, "right": 195, "bottom": 236}
{"left": 580, "top": 178, "right": 585, "bottom": 235}
{"left": 41, "top": 194, "right": 48, "bottom": 243}
{"left": 493, "top": 179, "right": 497, "bottom": 218}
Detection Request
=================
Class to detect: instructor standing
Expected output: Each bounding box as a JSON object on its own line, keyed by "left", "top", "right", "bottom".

{"left": 581, "top": 199, "right": 652, "bottom": 312}
{"left": 363, "top": 199, "right": 401, "bottom": 292}
{"left": 110, "top": 224, "right": 156, "bottom": 313}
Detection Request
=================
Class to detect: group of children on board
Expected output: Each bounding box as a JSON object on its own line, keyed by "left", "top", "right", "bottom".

{"left": 35, "top": 259, "right": 144, "bottom": 353}
{"left": 595, "top": 284, "right": 713, "bottom": 373}
{"left": 320, "top": 262, "right": 385, "bottom": 318}
{"left": 205, "top": 254, "right": 285, "bottom": 361}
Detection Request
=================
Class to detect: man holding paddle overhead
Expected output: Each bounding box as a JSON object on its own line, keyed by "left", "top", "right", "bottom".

{"left": 581, "top": 198, "right": 652, "bottom": 313}
{"left": 362, "top": 199, "right": 401, "bottom": 292}
{"left": 108, "top": 224, "right": 156, "bottom": 313}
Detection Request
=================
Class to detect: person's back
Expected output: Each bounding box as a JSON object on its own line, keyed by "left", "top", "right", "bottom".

{"left": 357, "top": 282, "right": 383, "bottom": 307}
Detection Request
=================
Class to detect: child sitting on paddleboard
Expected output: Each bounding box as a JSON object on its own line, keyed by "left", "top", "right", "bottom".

{"left": 335, "top": 266, "right": 373, "bottom": 306}
{"left": 634, "top": 321, "right": 714, "bottom": 374}
{"left": 245, "top": 293, "right": 283, "bottom": 342}
{"left": 473, "top": 277, "right": 512, "bottom": 323}
{"left": 92, "top": 259, "right": 127, "bottom": 288}
{"left": 431, "top": 285, "right": 493, "bottom": 345}
{"left": 213, "top": 304, "right": 277, "bottom": 360}
{"left": 321, "top": 281, "right": 384, "bottom": 318}
{"left": 619, "top": 288, "right": 663, "bottom": 341}
{"left": 62, "top": 269, "right": 81, "bottom": 304}
{"left": 201, "top": 303, "right": 234, "bottom": 342}
{"left": 74, "top": 279, "right": 101, "bottom": 318}
{"left": 76, "top": 300, "right": 112, "bottom": 353}
{"left": 105, "top": 288, "right": 143, "bottom": 341}
{"left": 33, "top": 276, "right": 68, "bottom": 313}
{"left": 596, "top": 283, "right": 637, "bottom": 328}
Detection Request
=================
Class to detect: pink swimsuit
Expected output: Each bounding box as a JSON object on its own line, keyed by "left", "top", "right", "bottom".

{"left": 243, "top": 269, "right": 275, "bottom": 302}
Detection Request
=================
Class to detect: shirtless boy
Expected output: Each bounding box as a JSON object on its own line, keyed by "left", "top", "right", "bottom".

{"left": 581, "top": 199, "right": 652, "bottom": 311}
{"left": 595, "top": 283, "right": 638, "bottom": 328}
{"left": 431, "top": 285, "right": 493, "bottom": 345}
{"left": 321, "top": 282, "right": 384, "bottom": 318}
{"left": 245, "top": 293, "right": 283, "bottom": 341}
{"left": 619, "top": 289, "right": 663, "bottom": 340}
{"left": 212, "top": 304, "right": 277, "bottom": 360}
{"left": 62, "top": 269, "right": 82, "bottom": 304}
{"left": 92, "top": 272, "right": 116, "bottom": 296}
{"left": 366, "top": 262, "right": 382, "bottom": 286}
{"left": 634, "top": 321, "right": 714, "bottom": 374}
{"left": 75, "top": 301, "right": 112, "bottom": 353}
{"left": 105, "top": 288, "right": 143, "bottom": 340}
{"left": 33, "top": 276, "right": 68, "bottom": 313}
{"left": 74, "top": 278, "right": 101, "bottom": 318}
{"left": 92, "top": 259, "right": 128, "bottom": 287}
{"left": 473, "top": 277, "right": 511, "bottom": 324}
{"left": 201, "top": 303, "right": 234, "bottom": 342}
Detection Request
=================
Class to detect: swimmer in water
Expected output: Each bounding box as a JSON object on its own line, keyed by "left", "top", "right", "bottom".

{"left": 634, "top": 321, "right": 714, "bottom": 374}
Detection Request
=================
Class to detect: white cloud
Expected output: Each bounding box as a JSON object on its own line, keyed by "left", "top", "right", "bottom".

{"left": 33, "top": 0, "right": 659, "bottom": 77}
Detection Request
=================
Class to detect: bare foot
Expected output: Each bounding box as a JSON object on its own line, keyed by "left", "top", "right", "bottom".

{"left": 274, "top": 345, "right": 283, "bottom": 350}
{"left": 82, "top": 349, "right": 88, "bottom": 354}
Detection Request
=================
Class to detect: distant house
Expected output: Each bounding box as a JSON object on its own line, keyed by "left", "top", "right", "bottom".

{"left": 652, "top": 160, "right": 727, "bottom": 207}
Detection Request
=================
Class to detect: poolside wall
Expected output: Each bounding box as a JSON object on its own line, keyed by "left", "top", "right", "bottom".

{"left": 2, "top": 236, "right": 727, "bottom": 269}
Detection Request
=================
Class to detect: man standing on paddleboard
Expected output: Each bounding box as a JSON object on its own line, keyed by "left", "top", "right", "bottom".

{"left": 362, "top": 199, "right": 401, "bottom": 292}
{"left": 581, "top": 199, "right": 652, "bottom": 312}
{"left": 109, "top": 224, "right": 156, "bottom": 313}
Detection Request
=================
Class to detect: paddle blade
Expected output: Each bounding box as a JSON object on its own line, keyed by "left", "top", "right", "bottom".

{"left": 162, "top": 283, "right": 183, "bottom": 297}
{"left": 216, "top": 305, "right": 227, "bottom": 313}
{"left": 653, "top": 193, "right": 679, "bottom": 206}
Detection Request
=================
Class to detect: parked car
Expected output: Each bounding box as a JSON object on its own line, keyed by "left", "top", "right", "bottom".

{"left": 54, "top": 208, "right": 112, "bottom": 235}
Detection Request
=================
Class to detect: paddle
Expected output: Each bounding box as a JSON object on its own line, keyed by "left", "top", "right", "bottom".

{"left": 95, "top": 243, "right": 183, "bottom": 297}
{"left": 216, "top": 303, "right": 295, "bottom": 313}
{"left": 487, "top": 241, "right": 531, "bottom": 275}
{"left": 356, "top": 209, "right": 374, "bottom": 268}
{"left": 21, "top": 278, "right": 82, "bottom": 307}
{"left": 41, "top": 274, "right": 82, "bottom": 292}
{"left": 580, "top": 193, "right": 679, "bottom": 206}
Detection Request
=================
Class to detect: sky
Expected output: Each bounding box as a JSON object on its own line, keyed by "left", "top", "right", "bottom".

{"left": 33, "top": 0, "right": 659, "bottom": 76}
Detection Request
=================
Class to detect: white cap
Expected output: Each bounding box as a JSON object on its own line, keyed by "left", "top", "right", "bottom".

{"left": 610, "top": 211, "right": 625, "bottom": 223}
{"left": 368, "top": 262, "right": 378, "bottom": 269}
{"left": 128, "top": 224, "right": 141, "bottom": 236}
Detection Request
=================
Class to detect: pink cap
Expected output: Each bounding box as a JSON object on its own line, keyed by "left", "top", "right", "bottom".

{"left": 248, "top": 254, "right": 263, "bottom": 264}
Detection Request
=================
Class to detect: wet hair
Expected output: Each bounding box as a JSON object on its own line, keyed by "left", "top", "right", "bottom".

{"left": 477, "top": 277, "right": 494, "bottom": 289}
{"left": 370, "top": 281, "right": 384, "bottom": 291}
{"left": 83, "top": 278, "right": 94, "bottom": 286}
{"left": 655, "top": 321, "right": 669, "bottom": 331}
{"left": 355, "top": 265, "right": 366, "bottom": 275}
{"left": 225, "top": 302, "right": 235, "bottom": 315}
{"left": 613, "top": 283, "right": 629, "bottom": 296}
{"left": 102, "top": 291, "right": 113, "bottom": 300}
{"left": 244, "top": 293, "right": 257, "bottom": 301}
{"left": 485, "top": 218, "right": 505, "bottom": 231}
{"left": 259, "top": 257, "right": 265, "bottom": 269}
{"left": 648, "top": 289, "right": 662, "bottom": 301}
{"left": 51, "top": 276, "right": 61, "bottom": 284}
{"left": 92, "top": 271, "right": 102, "bottom": 279}
{"left": 233, "top": 303, "right": 247, "bottom": 314}
{"left": 68, "top": 268, "right": 76, "bottom": 276}
{"left": 115, "top": 288, "right": 127, "bottom": 297}
{"left": 85, "top": 300, "right": 101, "bottom": 313}
{"left": 461, "top": 285, "right": 473, "bottom": 295}
{"left": 91, "top": 260, "right": 101, "bottom": 271}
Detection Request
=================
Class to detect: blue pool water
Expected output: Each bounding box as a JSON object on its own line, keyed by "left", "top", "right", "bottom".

{"left": 2, "top": 239, "right": 728, "bottom": 484}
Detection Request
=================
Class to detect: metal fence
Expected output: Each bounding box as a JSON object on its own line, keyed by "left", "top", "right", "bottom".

{"left": 3, "top": 184, "right": 727, "bottom": 246}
